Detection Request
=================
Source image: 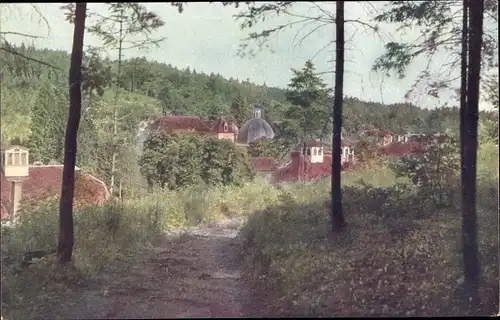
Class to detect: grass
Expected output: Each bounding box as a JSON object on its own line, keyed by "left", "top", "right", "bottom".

{"left": 239, "top": 143, "right": 499, "bottom": 316}
{"left": 0, "top": 175, "right": 280, "bottom": 320}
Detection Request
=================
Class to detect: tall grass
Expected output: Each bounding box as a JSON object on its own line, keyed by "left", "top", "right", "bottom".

{"left": 240, "top": 146, "right": 499, "bottom": 316}
{"left": 0, "top": 176, "right": 280, "bottom": 319}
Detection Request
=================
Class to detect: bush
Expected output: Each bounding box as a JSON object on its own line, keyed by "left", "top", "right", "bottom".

{"left": 139, "top": 133, "right": 253, "bottom": 189}
{"left": 247, "top": 138, "right": 282, "bottom": 158}
{"left": 354, "top": 136, "right": 383, "bottom": 165}
{"left": 240, "top": 164, "right": 498, "bottom": 317}
{"left": 0, "top": 179, "right": 278, "bottom": 320}
{"left": 389, "top": 135, "right": 460, "bottom": 210}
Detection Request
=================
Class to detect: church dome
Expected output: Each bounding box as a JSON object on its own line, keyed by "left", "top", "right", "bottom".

{"left": 237, "top": 107, "right": 275, "bottom": 144}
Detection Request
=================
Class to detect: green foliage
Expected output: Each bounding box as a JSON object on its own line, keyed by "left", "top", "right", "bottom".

{"left": 139, "top": 133, "right": 203, "bottom": 189}
{"left": 88, "top": 3, "right": 165, "bottom": 50}
{"left": 0, "top": 178, "right": 281, "bottom": 319}
{"left": 373, "top": 0, "right": 498, "bottom": 101}
{"left": 139, "top": 133, "right": 253, "bottom": 190}
{"left": 27, "top": 76, "right": 68, "bottom": 163}
{"left": 285, "top": 60, "right": 332, "bottom": 143}
{"left": 200, "top": 137, "right": 254, "bottom": 186}
{"left": 482, "top": 73, "right": 499, "bottom": 109}
{"left": 354, "top": 136, "right": 382, "bottom": 165}
{"left": 230, "top": 89, "right": 255, "bottom": 125}
{"left": 1, "top": 44, "right": 496, "bottom": 193}
{"left": 479, "top": 116, "right": 499, "bottom": 145}
{"left": 247, "top": 138, "right": 281, "bottom": 158}
{"left": 389, "top": 135, "right": 460, "bottom": 209}
{"left": 240, "top": 162, "right": 498, "bottom": 316}
{"left": 82, "top": 46, "right": 113, "bottom": 98}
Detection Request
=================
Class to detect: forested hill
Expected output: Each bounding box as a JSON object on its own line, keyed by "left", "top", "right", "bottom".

{"left": 4, "top": 45, "right": 495, "bottom": 142}
{"left": 2, "top": 44, "right": 497, "bottom": 191}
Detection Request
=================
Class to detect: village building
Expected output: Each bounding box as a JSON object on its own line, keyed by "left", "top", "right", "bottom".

{"left": 237, "top": 107, "right": 275, "bottom": 145}
{"left": 136, "top": 115, "right": 240, "bottom": 155}
{"left": 361, "top": 129, "right": 394, "bottom": 146}
{"left": 340, "top": 136, "right": 356, "bottom": 164}
{"left": 270, "top": 139, "right": 358, "bottom": 185}
{"left": 0, "top": 145, "right": 109, "bottom": 221}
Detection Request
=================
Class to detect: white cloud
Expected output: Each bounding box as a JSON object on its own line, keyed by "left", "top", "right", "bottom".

{"left": 1, "top": 2, "right": 495, "bottom": 110}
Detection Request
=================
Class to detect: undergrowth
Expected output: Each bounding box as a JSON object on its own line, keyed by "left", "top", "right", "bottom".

{"left": 240, "top": 143, "right": 499, "bottom": 317}
{"left": 0, "top": 176, "right": 279, "bottom": 320}
{"left": 1, "top": 144, "right": 497, "bottom": 318}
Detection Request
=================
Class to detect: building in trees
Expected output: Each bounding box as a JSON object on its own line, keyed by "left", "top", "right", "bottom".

{"left": 207, "top": 117, "right": 240, "bottom": 142}
{"left": 361, "top": 129, "right": 394, "bottom": 146}
{"left": 250, "top": 156, "right": 279, "bottom": 175}
{"left": 270, "top": 140, "right": 356, "bottom": 184}
{"left": 136, "top": 115, "right": 240, "bottom": 155}
{"left": 0, "top": 145, "right": 109, "bottom": 221}
{"left": 237, "top": 107, "right": 275, "bottom": 145}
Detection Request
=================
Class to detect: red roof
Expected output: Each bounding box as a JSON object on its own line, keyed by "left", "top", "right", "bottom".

{"left": 271, "top": 151, "right": 336, "bottom": 184}
{"left": 378, "top": 141, "right": 425, "bottom": 157}
{"left": 251, "top": 157, "right": 278, "bottom": 173}
{"left": 150, "top": 116, "right": 212, "bottom": 133}
{"left": 148, "top": 115, "right": 240, "bottom": 136}
{"left": 1, "top": 166, "right": 109, "bottom": 220}
{"left": 304, "top": 140, "right": 322, "bottom": 147}
{"left": 212, "top": 117, "right": 238, "bottom": 134}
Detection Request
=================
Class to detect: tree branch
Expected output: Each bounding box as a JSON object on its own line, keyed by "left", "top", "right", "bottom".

{"left": 0, "top": 43, "right": 62, "bottom": 70}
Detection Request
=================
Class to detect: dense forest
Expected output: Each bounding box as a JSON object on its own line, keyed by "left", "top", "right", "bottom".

{"left": 0, "top": 45, "right": 496, "bottom": 192}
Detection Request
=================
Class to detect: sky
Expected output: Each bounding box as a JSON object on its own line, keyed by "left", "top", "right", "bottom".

{"left": 1, "top": 2, "right": 496, "bottom": 110}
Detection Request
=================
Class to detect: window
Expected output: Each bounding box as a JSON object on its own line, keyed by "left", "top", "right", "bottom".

{"left": 223, "top": 123, "right": 229, "bottom": 132}
{"left": 313, "top": 148, "right": 317, "bottom": 156}
{"left": 306, "top": 148, "right": 311, "bottom": 156}
{"left": 5, "top": 150, "right": 28, "bottom": 166}
{"left": 13, "top": 152, "right": 20, "bottom": 166}
{"left": 318, "top": 148, "right": 323, "bottom": 156}
{"left": 21, "top": 153, "right": 27, "bottom": 166}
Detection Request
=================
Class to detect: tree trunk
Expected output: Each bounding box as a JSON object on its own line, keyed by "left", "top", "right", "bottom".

{"left": 110, "top": 11, "right": 124, "bottom": 196}
{"left": 331, "top": 0, "right": 346, "bottom": 232}
{"left": 460, "top": 0, "right": 468, "bottom": 173}
{"left": 461, "top": 0, "right": 484, "bottom": 312}
{"left": 57, "top": 2, "right": 87, "bottom": 264}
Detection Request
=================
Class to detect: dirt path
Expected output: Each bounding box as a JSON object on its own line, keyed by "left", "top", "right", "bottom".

{"left": 54, "top": 217, "right": 263, "bottom": 319}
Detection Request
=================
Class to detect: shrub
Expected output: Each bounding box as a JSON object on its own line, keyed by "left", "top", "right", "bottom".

{"left": 354, "top": 136, "right": 383, "bottom": 165}
{"left": 389, "top": 135, "right": 460, "bottom": 210}
{"left": 247, "top": 138, "right": 282, "bottom": 158}
{"left": 139, "top": 133, "right": 253, "bottom": 189}
{"left": 1, "top": 179, "right": 280, "bottom": 320}
{"left": 240, "top": 163, "right": 498, "bottom": 316}
{"left": 200, "top": 138, "right": 254, "bottom": 186}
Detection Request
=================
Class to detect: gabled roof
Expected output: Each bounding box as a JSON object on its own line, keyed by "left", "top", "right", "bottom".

{"left": 1, "top": 166, "right": 109, "bottom": 220}
{"left": 211, "top": 117, "right": 238, "bottom": 134}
